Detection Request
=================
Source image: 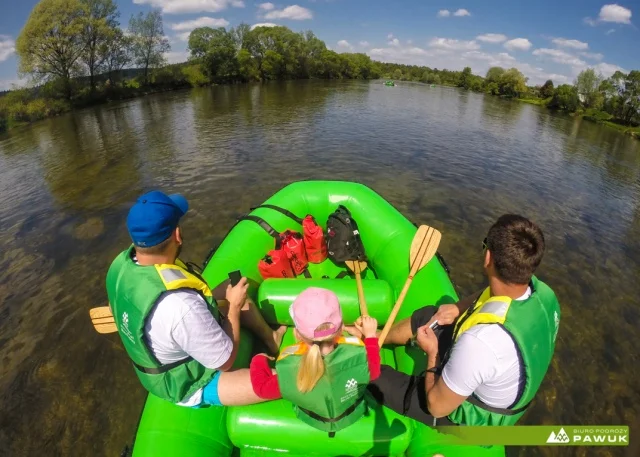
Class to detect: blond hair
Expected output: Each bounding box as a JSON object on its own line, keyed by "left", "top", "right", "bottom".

{"left": 296, "top": 323, "right": 337, "bottom": 393}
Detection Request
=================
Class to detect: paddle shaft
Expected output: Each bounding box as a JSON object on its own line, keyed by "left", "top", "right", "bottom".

{"left": 377, "top": 276, "right": 413, "bottom": 346}
{"left": 354, "top": 270, "right": 368, "bottom": 317}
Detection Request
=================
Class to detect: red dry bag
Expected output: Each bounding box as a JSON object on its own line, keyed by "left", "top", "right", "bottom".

{"left": 302, "top": 215, "right": 327, "bottom": 263}
{"left": 280, "top": 230, "right": 308, "bottom": 276}
{"left": 258, "top": 249, "right": 295, "bottom": 279}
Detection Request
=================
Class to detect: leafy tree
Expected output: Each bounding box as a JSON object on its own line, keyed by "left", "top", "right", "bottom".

{"left": 459, "top": 66, "right": 472, "bottom": 90}
{"left": 128, "top": 10, "right": 170, "bottom": 85}
{"left": 485, "top": 67, "right": 505, "bottom": 84}
{"left": 498, "top": 68, "right": 528, "bottom": 98}
{"left": 575, "top": 68, "right": 603, "bottom": 109}
{"left": 188, "top": 27, "right": 238, "bottom": 82}
{"left": 16, "top": 0, "right": 86, "bottom": 99}
{"left": 392, "top": 69, "right": 403, "bottom": 80}
{"left": 104, "top": 28, "right": 132, "bottom": 85}
{"left": 540, "top": 79, "right": 554, "bottom": 98}
{"left": 549, "top": 84, "right": 579, "bottom": 112}
{"left": 80, "top": 0, "right": 119, "bottom": 92}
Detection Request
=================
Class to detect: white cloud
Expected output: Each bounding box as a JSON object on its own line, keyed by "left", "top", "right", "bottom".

{"left": 599, "top": 4, "right": 632, "bottom": 24}
{"left": 504, "top": 38, "right": 532, "bottom": 51}
{"left": 165, "top": 50, "right": 189, "bottom": 64}
{"left": 584, "top": 4, "right": 632, "bottom": 26}
{"left": 264, "top": 5, "right": 313, "bottom": 20}
{"left": 437, "top": 9, "right": 450, "bottom": 17}
{"left": 453, "top": 9, "right": 471, "bottom": 17}
{"left": 429, "top": 37, "right": 480, "bottom": 51}
{"left": 533, "top": 48, "right": 586, "bottom": 67}
{"left": 605, "top": 28, "right": 616, "bottom": 35}
{"left": 476, "top": 33, "right": 507, "bottom": 43}
{"left": 0, "top": 78, "right": 26, "bottom": 91}
{"left": 580, "top": 51, "right": 604, "bottom": 61}
{"left": 407, "top": 39, "right": 413, "bottom": 45}
{"left": 0, "top": 36, "right": 15, "bottom": 62}
{"left": 593, "top": 62, "right": 625, "bottom": 77}
{"left": 359, "top": 40, "right": 369, "bottom": 47}
{"left": 258, "top": 2, "right": 274, "bottom": 10}
{"left": 388, "top": 37, "right": 400, "bottom": 47}
{"left": 552, "top": 38, "right": 589, "bottom": 50}
{"left": 251, "top": 22, "right": 278, "bottom": 30}
{"left": 337, "top": 40, "right": 353, "bottom": 50}
{"left": 133, "top": 0, "right": 244, "bottom": 14}
{"left": 387, "top": 33, "right": 394, "bottom": 39}
{"left": 170, "top": 17, "right": 229, "bottom": 31}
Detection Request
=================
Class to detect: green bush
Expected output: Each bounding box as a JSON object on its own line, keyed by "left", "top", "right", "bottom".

{"left": 182, "top": 64, "right": 209, "bottom": 87}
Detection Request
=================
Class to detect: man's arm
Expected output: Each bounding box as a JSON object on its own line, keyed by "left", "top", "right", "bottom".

{"left": 426, "top": 330, "right": 501, "bottom": 418}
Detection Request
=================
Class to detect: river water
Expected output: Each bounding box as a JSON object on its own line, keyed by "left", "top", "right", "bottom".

{"left": 0, "top": 80, "right": 638, "bottom": 457}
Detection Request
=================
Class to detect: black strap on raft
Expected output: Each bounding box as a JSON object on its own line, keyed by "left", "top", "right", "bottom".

{"left": 466, "top": 394, "right": 531, "bottom": 416}
{"left": 298, "top": 395, "right": 365, "bottom": 424}
{"left": 240, "top": 215, "right": 279, "bottom": 238}
{"left": 133, "top": 356, "right": 194, "bottom": 375}
{"left": 251, "top": 204, "right": 303, "bottom": 224}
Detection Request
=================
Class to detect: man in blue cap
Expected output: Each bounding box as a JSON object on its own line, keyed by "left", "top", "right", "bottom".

{"left": 106, "top": 191, "right": 285, "bottom": 407}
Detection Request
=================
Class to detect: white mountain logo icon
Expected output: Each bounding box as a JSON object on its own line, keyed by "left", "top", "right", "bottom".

{"left": 547, "top": 428, "right": 570, "bottom": 443}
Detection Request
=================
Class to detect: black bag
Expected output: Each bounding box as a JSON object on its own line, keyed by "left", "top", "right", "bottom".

{"left": 325, "top": 205, "right": 366, "bottom": 263}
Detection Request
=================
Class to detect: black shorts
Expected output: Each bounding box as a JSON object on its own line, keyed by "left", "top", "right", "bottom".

{"left": 367, "top": 306, "right": 455, "bottom": 426}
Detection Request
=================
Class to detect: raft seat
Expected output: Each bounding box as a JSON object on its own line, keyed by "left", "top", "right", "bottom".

{"left": 256, "top": 278, "right": 395, "bottom": 325}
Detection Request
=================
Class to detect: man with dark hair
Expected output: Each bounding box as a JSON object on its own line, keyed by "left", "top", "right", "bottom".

{"left": 365, "top": 214, "right": 561, "bottom": 426}
{"left": 106, "top": 191, "right": 285, "bottom": 408}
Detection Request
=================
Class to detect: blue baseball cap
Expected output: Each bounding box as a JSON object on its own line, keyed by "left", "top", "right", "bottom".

{"left": 126, "top": 191, "right": 189, "bottom": 247}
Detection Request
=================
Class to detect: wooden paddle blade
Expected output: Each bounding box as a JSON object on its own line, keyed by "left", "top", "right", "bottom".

{"left": 90, "top": 306, "right": 118, "bottom": 334}
{"left": 94, "top": 322, "right": 118, "bottom": 334}
{"left": 409, "top": 225, "right": 442, "bottom": 275}
{"left": 345, "top": 260, "right": 368, "bottom": 275}
{"left": 90, "top": 306, "right": 113, "bottom": 320}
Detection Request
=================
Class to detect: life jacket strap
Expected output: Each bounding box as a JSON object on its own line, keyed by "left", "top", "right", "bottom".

{"left": 133, "top": 356, "right": 194, "bottom": 375}
{"left": 251, "top": 204, "right": 303, "bottom": 224}
{"left": 466, "top": 394, "right": 532, "bottom": 416}
{"left": 298, "top": 395, "right": 365, "bottom": 423}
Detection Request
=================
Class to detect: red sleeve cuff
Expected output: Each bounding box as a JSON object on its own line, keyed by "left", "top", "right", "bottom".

{"left": 364, "top": 337, "right": 381, "bottom": 381}
{"left": 249, "top": 355, "right": 282, "bottom": 400}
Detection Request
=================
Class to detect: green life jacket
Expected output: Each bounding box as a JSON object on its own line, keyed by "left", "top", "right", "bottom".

{"left": 105, "top": 246, "right": 222, "bottom": 404}
{"left": 276, "top": 337, "right": 370, "bottom": 433}
{"left": 446, "top": 276, "right": 561, "bottom": 426}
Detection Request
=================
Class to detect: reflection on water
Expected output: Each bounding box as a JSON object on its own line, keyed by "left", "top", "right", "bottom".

{"left": 0, "top": 80, "right": 638, "bottom": 457}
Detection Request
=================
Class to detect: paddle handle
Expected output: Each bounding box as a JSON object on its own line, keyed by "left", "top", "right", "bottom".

{"left": 355, "top": 272, "right": 368, "bottom": 317}
{"left": 378, "top": 276, "right": 413, "bottom": 347}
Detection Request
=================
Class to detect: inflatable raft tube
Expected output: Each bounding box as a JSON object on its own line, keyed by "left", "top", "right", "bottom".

{"left": 130, "top": 181, "right": 505, "bottom": 457}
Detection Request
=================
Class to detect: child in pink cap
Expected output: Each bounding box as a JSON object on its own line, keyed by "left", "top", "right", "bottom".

{"left": 249, "top": 287, "right": 381, "bottom": 432}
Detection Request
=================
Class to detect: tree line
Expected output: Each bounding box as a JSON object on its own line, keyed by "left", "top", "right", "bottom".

{"left": 380, "top": 63, "right": 639, "bottom": 131}
{"left": 1, "top": 0, "right": 638, "bottom": 135}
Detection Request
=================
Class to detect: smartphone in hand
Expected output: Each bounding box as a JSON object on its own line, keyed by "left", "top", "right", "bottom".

{"left": 228, "top": 270, "right": 242, "bottom": 286}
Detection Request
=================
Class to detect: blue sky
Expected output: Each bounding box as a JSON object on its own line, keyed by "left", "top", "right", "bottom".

{"left": 0, "top": 0, "right": 637, "bottom": 89}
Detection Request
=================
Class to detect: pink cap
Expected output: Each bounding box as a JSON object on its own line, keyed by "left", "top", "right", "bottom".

{"left": 290, "top": 287, "right": 343, "bottom": 340}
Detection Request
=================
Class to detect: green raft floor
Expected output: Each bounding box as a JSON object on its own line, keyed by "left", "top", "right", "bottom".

{"left": 130, "top": 181, "right": 506, "bottom": 457}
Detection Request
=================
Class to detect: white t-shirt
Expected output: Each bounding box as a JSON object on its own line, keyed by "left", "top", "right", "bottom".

{"left": 441, "top": 288, "right": 531, "bottom": 408}
{"left": 145, "top": 289, "right": 232, "bottom": 406}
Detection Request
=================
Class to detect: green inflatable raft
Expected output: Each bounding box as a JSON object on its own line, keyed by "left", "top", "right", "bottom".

{"left": 130, "top": 181, "right": 505, "bottom": 457}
